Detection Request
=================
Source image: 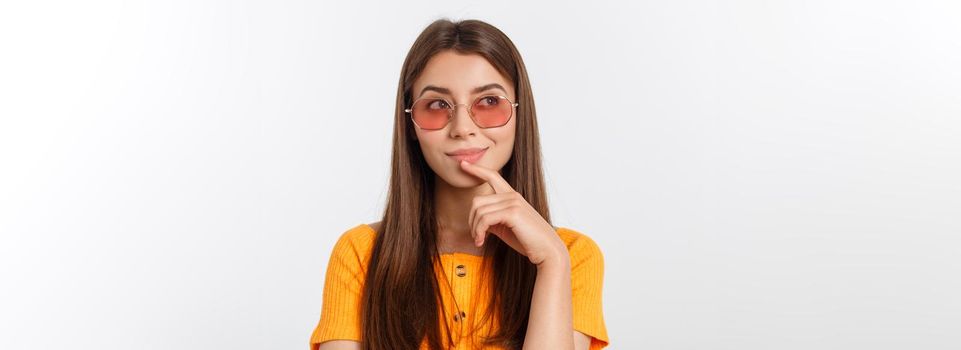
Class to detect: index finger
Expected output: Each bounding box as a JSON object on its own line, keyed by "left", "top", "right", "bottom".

{"left": 458, "top": 160, "right": 515, "bottom": 194}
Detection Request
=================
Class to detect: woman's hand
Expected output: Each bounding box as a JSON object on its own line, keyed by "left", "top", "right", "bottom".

{"left": 459, "top": 160, "right": 568, "bottom": 266}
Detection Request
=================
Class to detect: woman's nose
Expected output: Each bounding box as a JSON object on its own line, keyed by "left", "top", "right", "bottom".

{"left": 449, "top": 104, "right": 478, "bottom": 137}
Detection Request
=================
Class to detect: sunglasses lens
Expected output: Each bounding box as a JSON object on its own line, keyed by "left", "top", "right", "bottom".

{"left": 411, "top": 98, "right": 451, "bottom": 130}
{"left": 472, "top": 96, "right": 513, "bottom": 128}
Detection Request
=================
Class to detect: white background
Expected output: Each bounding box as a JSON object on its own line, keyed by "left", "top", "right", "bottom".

{"left": 1, "top": 0, "right": 960, "bottom": 349}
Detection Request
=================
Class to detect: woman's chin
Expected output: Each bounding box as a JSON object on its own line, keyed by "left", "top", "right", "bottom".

{"left": 438, "top": 172, "right": 486, "bottom": 189}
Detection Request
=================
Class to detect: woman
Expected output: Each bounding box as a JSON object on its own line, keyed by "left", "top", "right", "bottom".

{"left": 309, "top": 19, "right": 608, "bottom": 350}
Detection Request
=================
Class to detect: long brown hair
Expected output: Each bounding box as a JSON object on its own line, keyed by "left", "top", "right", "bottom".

{"left": 360, "top": 18, "right": 550, "bottom": 349}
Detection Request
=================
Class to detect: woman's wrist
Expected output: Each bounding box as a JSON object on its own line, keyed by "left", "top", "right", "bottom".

{"left": 535, "top": 243, "right": 571, "bottom": 271}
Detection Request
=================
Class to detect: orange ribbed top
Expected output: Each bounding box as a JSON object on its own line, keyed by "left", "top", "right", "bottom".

{"left": 309, "top": 223, "right": 609, "bottom": 349}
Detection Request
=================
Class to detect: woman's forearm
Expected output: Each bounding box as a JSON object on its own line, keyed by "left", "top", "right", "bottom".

{"left": 522, "top": 245, "right": 574, "bottom": 350}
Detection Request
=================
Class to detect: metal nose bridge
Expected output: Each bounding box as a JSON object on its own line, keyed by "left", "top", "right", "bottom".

{"left": 447, "top": 103, "right": 475, "bottom": 118}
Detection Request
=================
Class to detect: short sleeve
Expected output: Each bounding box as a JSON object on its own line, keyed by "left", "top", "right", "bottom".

{"left": 309, "top": 226, "right": 372, "bottom": 349}
{"left": 568, "top": 231, "right": 609, "bottom": 349}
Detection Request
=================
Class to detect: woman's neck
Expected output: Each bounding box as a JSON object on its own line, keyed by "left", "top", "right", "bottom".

{"left": 433, "top": 179, "right": 494, "bottom": 255}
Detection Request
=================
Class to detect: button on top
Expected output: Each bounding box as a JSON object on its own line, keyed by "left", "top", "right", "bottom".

{"left": 455, "top": 264, "right": 466, "bottom": 277}
{"left": 453, "top": 311, "right": 467, "bottom": 321}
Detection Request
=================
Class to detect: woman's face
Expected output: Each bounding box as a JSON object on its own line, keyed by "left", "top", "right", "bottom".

{"left": 411, "top": 50, "right": 517, "bottom": 188}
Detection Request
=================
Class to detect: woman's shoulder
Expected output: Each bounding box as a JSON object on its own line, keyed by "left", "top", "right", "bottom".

{"left": 553, "top": 226, "right": 604, "bottom": 261}
{"left": 330, "top": 221, "right": 379, "bottom": 255}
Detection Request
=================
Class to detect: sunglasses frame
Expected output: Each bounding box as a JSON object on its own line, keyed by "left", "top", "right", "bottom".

{"left": 404, "top": 94, "right": 520, "bottom": 131}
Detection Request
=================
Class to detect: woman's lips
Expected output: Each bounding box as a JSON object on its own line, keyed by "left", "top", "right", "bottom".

{"left": 446, "top": 148, "right": 487, "bottom": 164}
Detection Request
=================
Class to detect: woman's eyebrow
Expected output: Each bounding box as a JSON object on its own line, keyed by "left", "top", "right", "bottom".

{"left": 419, "top": 85, "right": 450, "bottom": 97}
{"left": 418, "top": 83, "right": 508, "bottom": 97}
{"left": 472, "top": 83, "right": 507, "bottom": 95}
